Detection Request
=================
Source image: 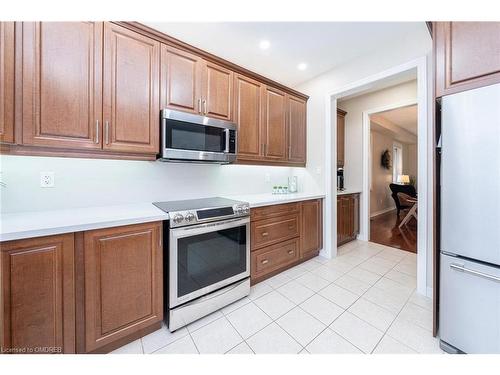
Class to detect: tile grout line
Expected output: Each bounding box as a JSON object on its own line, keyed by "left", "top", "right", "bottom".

{"left": 146, "top": 244, "right": 421, "bottom": 354}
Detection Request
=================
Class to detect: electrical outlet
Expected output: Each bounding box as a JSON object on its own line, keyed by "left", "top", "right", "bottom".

{"left": 264, "top": 173, "right": 271, "bottom": 183}
{"left": 40, "top": 172, "right": 55, "bottom": 188}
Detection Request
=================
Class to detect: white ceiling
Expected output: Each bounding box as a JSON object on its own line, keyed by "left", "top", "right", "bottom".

{"left": 144, "top": 22, "right": 429, "bottom": 87}
{"left": 376, "top": 105, "right": 418, "bottom": 135}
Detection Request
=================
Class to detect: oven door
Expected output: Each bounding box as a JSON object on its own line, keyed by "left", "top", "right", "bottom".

{"left": 169, "top": 217, "right": 250, "bottom": 307}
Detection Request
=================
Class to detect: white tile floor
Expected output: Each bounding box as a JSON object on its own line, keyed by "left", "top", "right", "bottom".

{"left": 111, "top": 240, "right": 442, "bottom": 354}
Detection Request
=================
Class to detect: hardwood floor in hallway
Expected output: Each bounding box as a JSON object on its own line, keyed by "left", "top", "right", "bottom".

{"left": 370, "top": 210, "right": 417, "bottom": 253}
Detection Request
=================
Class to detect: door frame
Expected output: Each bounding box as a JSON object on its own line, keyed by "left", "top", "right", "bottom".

{"left": 362, "top": 99, "right": 418, "bottom": 242}
{"left": 323, "top": 56, "right": 431, "bottom": 297}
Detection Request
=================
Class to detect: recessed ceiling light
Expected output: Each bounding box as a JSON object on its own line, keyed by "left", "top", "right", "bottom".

{"left": 297, "top": 63, "right": 307, "bottom": 71}
{"left": 259, "top": 40, "right": 270, "bottom": 50}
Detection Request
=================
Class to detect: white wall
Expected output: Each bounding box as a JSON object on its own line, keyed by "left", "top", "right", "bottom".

{"left": 338, "top": 80, "right": 418, "bottom": 193}
{"left": 407, "top": 144, "right": 418, "bottom": 187}
{"left": 0, "top": 155, "right": 318, "bottom": 213}
{"left": 370, "top": 130, "right": 396, "bottom": 215}
{"left": 295, "top": 27, "right": 432, "bottom": 290}
{"left": 370, "top": 129, "right": 416, "bottom": 216}
{"left": 296, "top": 29, "right": 431, "bottom": 194}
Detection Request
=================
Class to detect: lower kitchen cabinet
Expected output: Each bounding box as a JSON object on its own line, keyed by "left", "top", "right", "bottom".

{"left": 250, "top": 199, "right": 323, "bottom": 284}
{"left": 300, "top": 199, "right": 322, "bottom": 259}
{"left": 337, "top": 193, "right": 359, "bottom": 246}
{"left": 251, "top": 238, "right": 300, "bottom": 281}
{"left": 81, "top": 222, "right": 163, "bottom": 353}
{"left": 0, "top": 233, "right": 76, "bottom": 354}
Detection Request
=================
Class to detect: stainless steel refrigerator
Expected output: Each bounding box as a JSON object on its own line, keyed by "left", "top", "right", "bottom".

{"left": 439, "top": 83, "right": 500, "bottom": 354}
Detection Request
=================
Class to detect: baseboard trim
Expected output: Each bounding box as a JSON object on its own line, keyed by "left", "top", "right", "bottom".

{"left": 370, "top": 207, "right": 396, "bottom": 218}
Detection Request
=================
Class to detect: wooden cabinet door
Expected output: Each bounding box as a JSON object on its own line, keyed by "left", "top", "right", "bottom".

{"left": 0, "top": 22, "right": 15, "bottom": 144}
{"left": 337, "top": 109, "right": 346, "bottom": 167}
{"left": 300, "top": 200, "right": 322, "bottom": 258}
{"left": 337, "top": 197, "right": 343, "bottom": 244}
{"left": 202, "top": 61, "right": 233, "bottom": 120}
{"left": 1, "top": 234, "right": 75, "bottom": 353}
{"left": 263, "top": 86, "right": 287, "bottom": 160}
{"left": 234, "top": 74, "right": 264, "bottom": 160}
{"left": 21, "top": 22, "right": 103, "bottom": 149}
{"left": 103, "top": 23, "right": 160, "bottom": 154}
{"left": 435, "top": 22, "right": 500, "bottom": 97}
{"left": 161, "top": 44, "right": 203, "bottom": 114}
{"left": 287, "top": 95, "right": 306, "bottom": 164}
{"left": 83, "top": 222, "right": 162, "bottom": 353}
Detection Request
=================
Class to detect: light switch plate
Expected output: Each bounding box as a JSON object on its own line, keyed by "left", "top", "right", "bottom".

{"left": 40, "top": 172, "right": 55, "bottom": 188}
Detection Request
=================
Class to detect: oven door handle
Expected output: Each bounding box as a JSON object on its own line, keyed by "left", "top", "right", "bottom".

{"left": 170, "top": 217, "right": 250, "bottom": 238}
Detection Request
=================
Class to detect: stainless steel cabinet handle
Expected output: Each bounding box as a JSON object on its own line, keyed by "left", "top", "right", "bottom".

{"left": 450, "top": 263, "right": 500, "bottom": 283}
{"left": 261, "top": 232, "right": 269, "bottom": 237}
{"left": 105, "top": 121, "right": 109, "bottom": 145}
{"left": 287, "top": 250, "right": 294, "bottom": 255}
{"left": 95, "top": 120, "right": 99, "bottom": 144}
{"left": 203, "top": 99, "right": 207, "bottom": 115}
{"left": 198, "top": 98, "right": 202, "bottom": 114}
{"left": 261, "top": 259, "right": 269, "bottom": 265}
{"left": 288, "top": 225, "right": 294, "bottom": 230}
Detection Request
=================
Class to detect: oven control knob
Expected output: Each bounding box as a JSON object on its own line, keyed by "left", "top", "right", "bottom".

{"left": 172, "top": 214, "right": 184, "bottom": 224}
{"left": 185, "top": 213, "right": 195, "bottom": 222}
{"left": 243, "top": 206, "right": 250, "bottom": 214}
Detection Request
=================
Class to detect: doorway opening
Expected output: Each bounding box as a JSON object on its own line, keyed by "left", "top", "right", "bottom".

{"left": 324, "top": 56, "right": 431, "bottom": 296}
{"left": 369, "top": 104, "right": 418, "bottom": 253}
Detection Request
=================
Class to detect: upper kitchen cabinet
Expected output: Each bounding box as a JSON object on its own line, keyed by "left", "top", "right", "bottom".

{"left": 287, "top": 95, "right": 307, "bottom": 165}
{"left": 263, "top": 86, "right": 287, "bottom": 161}
{"left": 337, "top": 108, "right": 346, "bottom": 167}
{"left": 202, "top": 61, "right": 233, "bottom": 120}
{"left": 21, "top": 22, "right": 103, "bottom": 149}
{"left": 161, "top": 44, "right": 203, "bottom": 114}
{"left": 161, "top": 45, "right": 233, "bottom": 120}
{"left": 434, "top": 22, "right": 500, "bottom": 97}
{"left": 0, "top": 22, "right": 15, "bottom": 144}
{"left": 103, "top": 23, "right": 160, "bottom": 154}
{"left": 234, "top": 74, "right": 264, "bottom": 161}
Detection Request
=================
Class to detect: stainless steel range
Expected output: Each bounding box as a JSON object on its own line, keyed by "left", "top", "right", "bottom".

{"left": 153, "top": 197, "right": 250, "bottom": 332}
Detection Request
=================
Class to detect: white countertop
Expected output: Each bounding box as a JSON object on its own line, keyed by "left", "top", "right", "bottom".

{"left": 337, "top": 189, "right": 362, "bottom": 196}
{"left": 0, "top": 192, "right": 325, "bottom": 242}
{"left": 224, "top": 192, "right": 325, "bottom": 208}
{"left": 0, "top": 203, "right": 169, "bottom": 242}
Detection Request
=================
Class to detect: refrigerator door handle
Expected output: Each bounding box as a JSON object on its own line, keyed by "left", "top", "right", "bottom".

{"left": 450, "top": 263, "right": 500, "bottom": 283}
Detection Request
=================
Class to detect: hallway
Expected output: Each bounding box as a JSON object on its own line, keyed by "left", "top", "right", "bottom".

{"left": 370, "top": 210, "right": 417, "bottom": 253}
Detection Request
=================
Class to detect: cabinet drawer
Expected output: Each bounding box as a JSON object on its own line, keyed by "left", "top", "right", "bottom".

{"left": 251, "top": 202, "right": 299, "bottom": 221}
{"left": 251, "top": 238, "right": 299, "bottom": 280}
{"left": 251, "top": 213, "right": 299, "bottom": 250}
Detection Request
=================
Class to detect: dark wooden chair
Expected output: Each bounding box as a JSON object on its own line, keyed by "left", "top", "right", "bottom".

{"left": 389, "top": 183, "right": 417, "bottom": 216}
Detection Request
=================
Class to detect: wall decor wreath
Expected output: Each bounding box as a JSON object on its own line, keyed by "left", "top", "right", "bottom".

{"left": 381, "top": 149, "right": 392, "bottom": 170}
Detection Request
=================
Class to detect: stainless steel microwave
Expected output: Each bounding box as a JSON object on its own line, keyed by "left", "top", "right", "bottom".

{"left": 159, "top": 109, "right": 237, "bottom": 163}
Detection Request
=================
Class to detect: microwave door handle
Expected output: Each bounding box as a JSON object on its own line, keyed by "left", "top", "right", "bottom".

{"left": 162, "top": 118, "right": 167, "bottom": 151}
{"left": 224, "top": 128, "right": 230, "bottom": 153}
